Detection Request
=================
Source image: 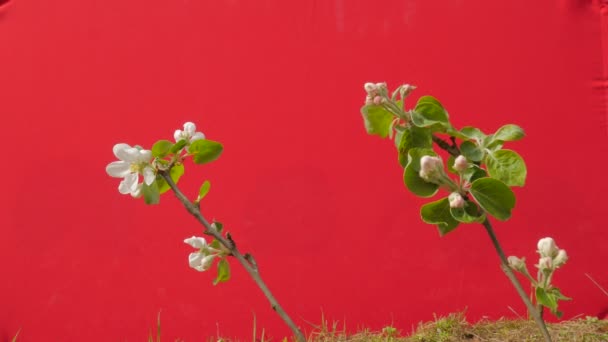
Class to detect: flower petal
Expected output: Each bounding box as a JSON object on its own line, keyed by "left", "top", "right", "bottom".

{"left": 138, "top": 149, "right": 152, "bottom": 163}
{"left": 184, "top": 236, "right": 207, "bottom": 249}
{"left": 184, "top": 122, "right": 196, "bottom": 136}
{"left": 188, "top": 252, "right": 204, "bottom": 271}
{"left": 143, "top": 166, "right": 155, "bottom": 185}
{"left": 113, "top": 143, "right": 132, "bottom": 160}
{"left": 106, "top": 161, "right": 131, "bottom": 178}
{"left": 174, "top": 130, "right": 183, "bottom": 142}
{"left": 199, "top": 255, "right": 216, "bottom": 271}
{"left": 130, "top": 183, "right": 143, "bottom": 198}
{"left": 118, "top": 173, "right": 138, "bottom": 194}
{"left": 190, "top": 132, "right": 205, "bottom": 142}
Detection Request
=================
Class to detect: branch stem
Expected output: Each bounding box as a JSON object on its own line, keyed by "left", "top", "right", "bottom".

{"left": 481, "top": 219, "right": 552, "bottom": 342}
{"left": 159, "top": 171, "right": 306, "bottom": 342}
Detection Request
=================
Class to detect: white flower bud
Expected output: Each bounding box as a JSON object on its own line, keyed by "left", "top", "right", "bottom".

{"left": 453, "top": 155, "right": 468, "bottom": 172}
{"left": 537, "top": 237, "right": 559, "bottom": 258}
{"left": 448, "top": 192, "right": 465, "bottom": 208}
{"left": 419, "top": 156, "right": 444, "bottom": 182}
{"left": 537, "top": 256, "right": 553, "bottom": 271}
{"left": 508, "top": 256, "right": 526, "bottom": 272}
{"left": 554, "top": 249, "right": 568, "bottom": 267}
{"left": 401, "top": 84, "right": 416, "bottom": 97}
{"left": 364, "top": 83, "right": 377, "bottom": 93}
{"left": 365, "top": 95, "right": 373, "bottom": 105}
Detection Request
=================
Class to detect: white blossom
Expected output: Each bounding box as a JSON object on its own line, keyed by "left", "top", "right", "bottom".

{"left": 184, "top": 236, "right": 221, "bottom": 272}
{"left": 106, "top": 143, "right": 155, "bottom": 197}
{"left": 554, "top": 249, "right": 568, "bottom": 267}
{"left": 188, "top": 252, "right": 216, "bottom": 272}
{"left": 174, "top": 122, "right": 205, "bottom": 144}
{"left": 537, "top": 237, "right": 559, "bottom": 258}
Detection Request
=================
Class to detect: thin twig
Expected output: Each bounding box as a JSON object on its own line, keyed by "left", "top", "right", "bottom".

{"left": 159, "top": 170, "right": 306, "bottom": 342}
{"left": 432, "top": 134, "right": 461, "bottom": 156}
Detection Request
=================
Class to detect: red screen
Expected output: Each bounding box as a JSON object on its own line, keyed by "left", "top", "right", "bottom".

{"left": 1, "top": 0, "right": 607, "bottom": 340}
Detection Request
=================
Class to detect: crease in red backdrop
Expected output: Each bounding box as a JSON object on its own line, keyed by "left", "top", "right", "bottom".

{"left": 0, "top": 0, "right": 606, "bottom": 340}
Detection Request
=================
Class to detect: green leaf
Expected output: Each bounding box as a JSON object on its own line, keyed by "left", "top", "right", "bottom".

{"left": 493, "top": 124, "right": 525, "bottom": 142}
{"left": 469, "top": 178, "right": 515, "bottom": 221}
{"left": 212, "top": 221, "right": 224, "bottom": 233}
{"left": 213, "top": 258, "right": 231, "bottom": 285}
{"left": 460, "top": 126, "right": 486, "bottom": 141}
{"left": 403, "top": 148, "right": 439, "bottom": 197}
{"left": 156, "top": 164, "right": 185, "bottom": 194}
{"left": 142, "top": 181, "right": 160, "bottom": 205}
{"left": 361, "top": 105, "right": 395, "bottom": 138}
{"left": 450, "top": 200, "right": 486, "bottom": 223}
{"left": 189, "top": 140, "right": 224, "bottom": 165}
{"left": 198, "top": 180, "right": 211, "bottom": 200}
{"left": 460, "top": 141, "right": 484, "bottom": 162}
{"left": 170, "top": 139, "right": 188, "bottom": 153}
{"left": 420, "top": 197, "right": 460, "bottom": 236}
{"left": 411, "top": 96, "right": 449, "bottom": 129}
{"left": 397, "top": 125, "right": 433, "bottom": 167}
{"left": 151, "top": 140, "right": 174, "bottom": 158}
{"left": 485, "top": 149, "right": 527, "bottom": 187}
{"left": 463, "top": 165, "right": 487, "bottom": 183}
{"left": 536, "top": 287, "right": 558, "bottom": 312}
{"left": 550, "top": 287, "right": 572, "bottom": 301}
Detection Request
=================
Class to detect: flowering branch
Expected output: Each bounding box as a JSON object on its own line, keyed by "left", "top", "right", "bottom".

{"left": 158, "top": 170, "right": 306, "bottom": 342}
{"left": 360, "top": 82, "right": 559, "bottom": 342}
{"left": 432, "top": 129, "right": 553, "bottom": 342}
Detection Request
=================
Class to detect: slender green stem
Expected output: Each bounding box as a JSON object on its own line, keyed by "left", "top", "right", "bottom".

{"left": 482, "top": 218, "right": 552, "bottom": 342}
{"left": 159, "top": 171, "right": 306, "bottom": 342}
{"left": 432, "top": 134, "right": 552, "bottom": 342}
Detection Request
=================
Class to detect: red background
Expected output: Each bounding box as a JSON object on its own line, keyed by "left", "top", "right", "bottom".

{"left": 1, "top": 0, "right": 607, "bottom": 340}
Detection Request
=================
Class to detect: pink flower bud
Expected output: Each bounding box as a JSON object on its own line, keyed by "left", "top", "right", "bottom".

{"left": 419, "top": 156, "right": 444, "bottom": 182}
{"left": 453, "top": 155, "right": 468, "bottom": 172}
{"left": 537, "top": 237, "right": 559, "bottom": 258}
{"left": 554, "top": 249, "right": 568, "bottom": 267}
{"left": 448, "top": 192, "right": 465, "bottom": 208}
{"left": 373, "top": 96, "right": 383, "bottom": 105}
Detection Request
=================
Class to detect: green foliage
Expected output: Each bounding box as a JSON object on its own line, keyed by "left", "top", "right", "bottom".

{"left": 450, "top": 201, "right": 485, "bottom": 223}
{"left": 361, "top": 105, "right": 396, "bottom": 138}
{"left": 536, "top": 287, "right": 571, "bottom": 319}
{"left": 189, "top": 139, "right": 224, "bottom": 165}
{"left": 469, "top": 178, "right": 515, "bottom": 221}
{"left": 403, "top": 148, "right": 439, "bottom": 197}
{"left": 460, "top": 141, "right": 484, "bottom": 162}
{"left": 151, "top": 140, "right": 174, "bottom": 158}
{"left": 359, "top": 83, "right": 527, "bottom": 232}
{"left": 421, "top": 197, "right": 459, "bottom": 236}
{"left": 493, "top": 124, "right": 525, "bottom": 142}
{"left": 156, "top": 164, "right": 184, "bottom": 194}
{"left": 397, "top": 125, "right": 433, "bottom": 167}
{"left": 214, "top": 258, "right": 231, "bottom": 285}
{"left": 142, "top": 181, "right": 160, "bottom": 205}
{"left": 198, "top": 180, "right": 211, "bottom": 201}
{"left": 484, "top": 150, "right": 527, "bottom": 187}
{"left": 411, "top": 96, "right": 449, "bottom": 131}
